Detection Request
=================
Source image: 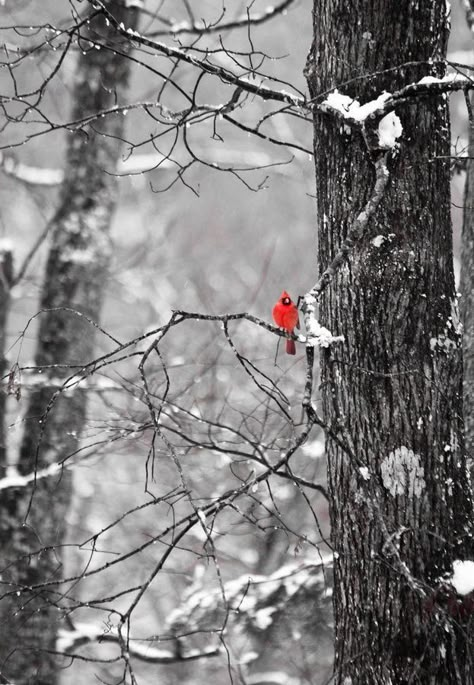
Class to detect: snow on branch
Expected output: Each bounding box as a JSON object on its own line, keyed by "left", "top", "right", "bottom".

{"left": 321, "top": 72, "right": 473, "bottom": 149}
{"left": 167, "top": 557, "right": 333, "bottom": 636}
{"left": 0, "top": 462, "right": 64, "bottom": 491}
{"left": 0, "top": 151, "right": 64, "bottom": 186}
{"left": 56, "top": 623, "right": 221, "bottom": 663}
{"left": 322, "top": 90, "right": 402, "bottom": 149}
{"left": 300, "top": 296, "right": 344, "bottom": 349}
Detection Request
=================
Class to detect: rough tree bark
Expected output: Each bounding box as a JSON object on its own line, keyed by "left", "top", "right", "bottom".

{"left": 461, "top": 66, "right": 474, "bottom": 469}
{"left": 0, "top": 2, "right": 139, "bottom": 683}
{"left": 0, "top": 246, "right": 13, "bottom": 471}
{"left": 306, "top": 1, "right": 473, "bottom": 683}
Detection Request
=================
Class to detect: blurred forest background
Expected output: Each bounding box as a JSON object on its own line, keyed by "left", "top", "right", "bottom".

{"left": 0, "top": 1, "right": 472, "bottom": 683}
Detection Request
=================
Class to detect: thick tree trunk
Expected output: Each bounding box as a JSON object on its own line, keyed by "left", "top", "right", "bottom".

{"left": 306, "top": 1, "right": 473, "bottom": 683}
{"left": 0, "top": 3, "right": 139, "bottom": 682}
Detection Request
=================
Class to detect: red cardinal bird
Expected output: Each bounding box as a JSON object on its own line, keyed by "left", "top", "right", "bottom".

{"left": 272, "top": 291, "right": 299, "bottom": 355}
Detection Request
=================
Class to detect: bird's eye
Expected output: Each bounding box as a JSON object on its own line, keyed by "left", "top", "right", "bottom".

{"left": 282, "top": 297, "right": 290, "bottom": 305}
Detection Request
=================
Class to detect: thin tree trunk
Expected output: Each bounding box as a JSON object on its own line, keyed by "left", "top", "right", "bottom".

{"left": 461, "top": 94, "right": 474, "bottom": 472}
{"left": 0, "top": 3, "right": 139, "bottom": 682}
{"left": 0, "top": 246, "right": 13, "bottom": 473}
{"left": 306, "top": 1, "right": 473, "bottom": 682}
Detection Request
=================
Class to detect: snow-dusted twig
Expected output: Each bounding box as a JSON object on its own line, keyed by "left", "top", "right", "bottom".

{"left": 90, "top": 0, "right": 305, "bottom": 109}
{"left": 320, "top": 73, "right": 474, "bottom": 144}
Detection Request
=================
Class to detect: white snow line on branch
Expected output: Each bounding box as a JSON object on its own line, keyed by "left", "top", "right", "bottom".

{"left": 56, "top": 623, "right": 221, "bottom": 662}
{"left": 0, "top": 462, "right": 63, "bottom": 490}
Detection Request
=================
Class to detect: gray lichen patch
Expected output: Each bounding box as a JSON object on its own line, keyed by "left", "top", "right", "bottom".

{"left": 380, "top": 446, "right": 425, "bottom": 497}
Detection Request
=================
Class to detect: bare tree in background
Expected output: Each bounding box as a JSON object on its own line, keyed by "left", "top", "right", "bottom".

{"left": 462, "top": 1, "right": 474, "bottom": 469}
{"left": 0, "top": 1, "right": 473, "bottom": 684}
{"left": 0, "top": 2, "right": 140, "bottom": 682}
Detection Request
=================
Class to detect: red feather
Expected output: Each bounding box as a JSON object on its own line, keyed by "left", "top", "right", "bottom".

{"left": 272, "top": 291, "right": 299, "bottom": 355}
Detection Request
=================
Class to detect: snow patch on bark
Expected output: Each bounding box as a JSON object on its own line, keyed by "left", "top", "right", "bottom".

{"left": 449, "top": 560, "right": 474, "bottom": 596}
{"left": 378, "top": 112, "right": 403, "bottom": 148}
{"left": 430, "top": 335, "right": 457, "bottom": 352}
{"left": 380, "top": 446, "right": 425, "bottom": 497}
{"left": 371, "top": 235, "right": 385, "bottom": 247}
{"left": 430, "top": 297, "right": 462, "bottom": 352}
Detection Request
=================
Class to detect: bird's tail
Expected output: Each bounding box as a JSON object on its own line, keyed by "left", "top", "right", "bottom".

{"left": 286, "top": 338, "right": 296, "bottom": 355}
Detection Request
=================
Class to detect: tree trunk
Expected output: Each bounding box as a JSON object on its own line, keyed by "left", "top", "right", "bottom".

{"left": 0, "top": 3, "right": 139, "bottom": 682}
{"left": 461, "top": 95, "right": 474, "bottom": 470}
{"left": 0, "top": 246, "right": 13, "bottom": 472}
{"left": 306, "top": 1, "right": 473, "bottom": 682}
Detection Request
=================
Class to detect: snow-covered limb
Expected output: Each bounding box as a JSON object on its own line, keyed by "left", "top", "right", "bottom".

{"left": 167, "top": 556, "right": 333, "bottom": 635}
{"left": 321, "top": 72, "right": 471, "bottom": 148}
{"left": 322, "top": 90, "right": 402, "bottom": 149}
{"left": 0, "top": 462, "right": 63, "bottom": 491}
{"left": 1, "top": 148, "right": 280, "bottom": 187}
{"left": 301, "top": 294, "right": 344, "bottom": 348}
{"left": 57, "top": 623, "right": 220, "bottom": 663}
{"left": 0, "top": 151, "right": 64, "bottom": 186}
{"left": 246, "top": 672, "right": 300, "bottom": 685}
